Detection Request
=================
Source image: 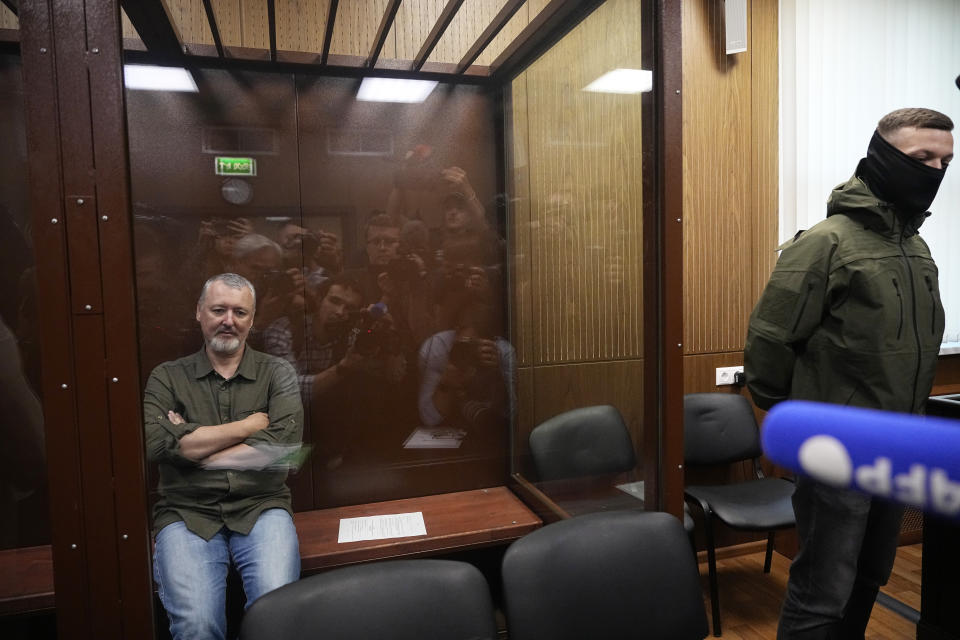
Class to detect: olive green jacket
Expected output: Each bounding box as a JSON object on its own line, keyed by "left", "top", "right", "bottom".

{"left": 144, "top": 346, "right": 303, "bottom": 540}
{"left": 745, "top": 176, "right": 945, "bottom": 414}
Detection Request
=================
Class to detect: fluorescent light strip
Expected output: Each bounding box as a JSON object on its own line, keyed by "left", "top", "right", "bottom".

{"left": 124, "top": 65, "right": 199, "bottom": 92}
{"left": 357, "top": 77, "right": 438, "bottom": 103}
{"left": 583, "top": 68, "right": 653, "bottom": 94}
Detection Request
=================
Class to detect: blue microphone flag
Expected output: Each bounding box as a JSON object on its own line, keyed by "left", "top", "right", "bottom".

{"left": 762, "top": 401, "right": 960, "bottom": 519}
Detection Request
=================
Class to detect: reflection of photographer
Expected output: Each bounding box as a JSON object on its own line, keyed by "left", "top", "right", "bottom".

{"left": 263, "top": 273, "right": 362, "bottom": 403}
{"left": 389, "top": 147, "right": 488, "bottom": 238}
{"left": 184, "top": 216, "right": 253, "bottom": 293}
{"left": 278, "top": 222, "right": 343, "bottom": 276}
{"left": 432, "top": 234, "right": 501, "bottom": 330}
{"left": 231, "top": 234, "right": 304, "bottom": 339}
{"left": 339, "top": 303, "right": 408, "bottom": 385}
{"left": 418, "top": 303, "right": 515, "bottom": 430}
{"left": 352, "top": 213, "right": 436, "bottom": 345}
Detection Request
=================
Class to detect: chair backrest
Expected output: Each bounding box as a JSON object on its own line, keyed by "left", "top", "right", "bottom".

{"left": 684, "top": 392, "right": 763, "bottom": 466}
{"left": 239, "top": 559, "right": 498, "bottom": 640}
{"left": 528, "top": 405, "right": 636, "bottom": 481}
{"left": 502, "top": 510, "right": 708, "bottom": 640}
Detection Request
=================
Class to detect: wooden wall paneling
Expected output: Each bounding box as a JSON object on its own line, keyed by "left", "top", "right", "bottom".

{"left": 239, "top": 0, "right": 268, "bottom": 50}
{"left": 18, "top": 1, "right": 90, "bottom": 634}
{"left": 120, "top": 8, "right": 143, "bottom": 43}
{"left": 71, "top": 313, "right": 123, "bottom": 640}
{"left": 330, "top": 0, "right": 395, "bottom": 60}
{"left": 53, "top": 2, "right": 123, "bottom": 637}
{"left": 86, "top": 0, "right": 155, "bottom": 633}
{"left": 166, "top": 0, "right": 213, "bottom": 47}
{"left": 21, "top": 1, "right": 154, "bottom": 636}
{"left": 472, "top": 0, "right": 558, "bottom": 69}
{"left": 516, "top": 360, "right": 646, "bottom": 472}
{"left": 681, "top": 0, "right": 779, "bottom": 357}
{"left": 0, "top": 4, "right": 16, "bottom": 29}
{"left": 210, "top": 0, "right": 242, "bottom": 48}
{"left": 47, "top": 15, "right": 117, "bottom": 627}
{"left": 472, "top": 2, "right": 530, "bottom": 68}
{"left": 426, "top": 0, "right": 509, "bottom": 67}
{"left": 658, "top": 0, "right": 685, "bottom": 522}
{"left": 51, "top": 8, "right": 93, "bottom": 197}
{"left": 391, "top": 0, "right": 444, "bottom": 63}
{"left": 932, "top": 354, "right": 960, "bottom": 395}
{"left": 513, "top": 0, "right": 644, "bottom": 367}
{"left": 513, "top": 366, "right": 536, "bottom": 477}
{"left": 275, "top": 0, "right": 327, "bottom": 55}
{"left": 682, "top": 351, "right": 745, "bottom": 395}
{"left": 508, "top": 72, "right": 533, "bottom": 367}
{"left": 64, "top": 197, "right": 104, "bottom": 314}
{"left": 749, "top": 0, "right": 779, "bottom": 303}
{"left": 677, "top": 0, "right": 779, "bottom": 533}
{"left": 638, "top": 0, "right": 659, "bottom": 511}
{"left": 367, "top": 0, "right": 402, "bottom": 66}
{"left": 681, "top": 0, "right": 752, "bottom": 356}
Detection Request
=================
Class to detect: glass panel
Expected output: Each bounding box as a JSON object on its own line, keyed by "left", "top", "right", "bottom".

{"left": 126, "top": 68, "right": 306, "bottom": 510}
{"left": 295, "top": 75, "right": 508, "bottom": 507}
{"left": 128, "top": 68, "right": 510, "bottom": 516}
{"left": 506, "top": 0, "right": 656, "bottom": 515}
{"left": 0, "top": 53, "right": 49, "bottom": 547}
{"left": 0, "top": 53, "right": 54, "bottom": 632}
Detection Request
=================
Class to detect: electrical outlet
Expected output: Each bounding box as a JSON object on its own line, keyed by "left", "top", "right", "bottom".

{"left": 716, "top": 366, "right": 744, "bottom": 386}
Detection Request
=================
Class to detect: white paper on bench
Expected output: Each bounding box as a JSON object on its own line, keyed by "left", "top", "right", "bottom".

{"left": 337, "top": 512, "right": 427, "bottom": 543}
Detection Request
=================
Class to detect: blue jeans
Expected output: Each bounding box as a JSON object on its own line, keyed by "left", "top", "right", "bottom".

{"left": 777, "top": 477, "right": 903, "bottom": 639}
{"left": 153, "top": 509, "right": 300, "bottom": 640}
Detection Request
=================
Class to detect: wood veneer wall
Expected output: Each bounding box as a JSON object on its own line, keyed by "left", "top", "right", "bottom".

{"left": 508, "top": 0, "right": 646, "bottom": 473}
{"left": 681, "top": 0, "right": 778, "bottom": 395}
{"left": 680, "top": 0, "right": 780, "bottom": 551}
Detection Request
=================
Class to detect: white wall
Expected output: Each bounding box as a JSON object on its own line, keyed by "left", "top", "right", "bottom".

{"left": 780, "top": 0, "right": 960, "bottom": 349}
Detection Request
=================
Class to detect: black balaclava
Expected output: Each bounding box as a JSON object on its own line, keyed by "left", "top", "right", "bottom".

{"left": 855, "top": 129, "right": 948, "bottom": 216}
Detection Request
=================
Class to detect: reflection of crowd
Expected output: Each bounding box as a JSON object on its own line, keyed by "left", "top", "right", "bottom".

{"left": 0, "top": 205, "right": 47, "bottom": 549}
{"left": 138, "top": 162, "right": 515, "bottom": 480}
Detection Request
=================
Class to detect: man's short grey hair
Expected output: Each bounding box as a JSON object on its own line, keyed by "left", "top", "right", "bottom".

{"left": 197, "top": 273, "right": 256, "bottom": 308}
{"left": 233, "top": 233, "right": 282, "bottom": 260}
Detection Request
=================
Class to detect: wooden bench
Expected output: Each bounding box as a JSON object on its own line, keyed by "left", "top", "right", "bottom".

{"left": 0, "top": 545, "right": 54, "bottom": 616}
{"left": 294, "top": 486, "right": 541, "bottom": 572}
{"left": 0, "top": 486, "right": 541, "bottom": 616}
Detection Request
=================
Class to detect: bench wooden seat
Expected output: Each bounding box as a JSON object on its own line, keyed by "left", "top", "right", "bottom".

{"left": 0, "top": 545, "right": 54, "bottom": 616}
{"left": 0, "top": 486, "right": 540, "bottom": 616}
{"left": 294, "top": 486, "right": 542, "bottom": 572}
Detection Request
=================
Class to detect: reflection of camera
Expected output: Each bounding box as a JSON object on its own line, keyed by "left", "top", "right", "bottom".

{"left": 283, "top": 232, "right": 320, "bottom": 269}
{"left": 387, "top": 256, "right": 421, "bottom": 284}
{"left": 351, "top": 303, "right": 401, "bottom": 355}
{"left": 449, "top": 338, "right": 480, "bottom": 369}
{"left": 211, "top": 218, "right": 234, "bottom": 236}
{"left": 395, "top": 160, "right": 441, "bottom": 190}
{"left": 300, "top": 232, "right": 319, "bottom": 258}
{"left": 260, "top": 269, "right": 293, "bottom": 299}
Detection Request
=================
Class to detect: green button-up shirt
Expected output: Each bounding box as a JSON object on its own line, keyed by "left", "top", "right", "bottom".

{"left": 143, "top": 346, "right": 303, "bottom": 540}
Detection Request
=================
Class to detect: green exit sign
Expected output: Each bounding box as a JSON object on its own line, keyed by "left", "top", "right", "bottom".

{"left": 215, "top": 156, "right": 257, "bottom": 176}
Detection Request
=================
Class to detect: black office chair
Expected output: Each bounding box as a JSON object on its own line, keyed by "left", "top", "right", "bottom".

{"left": 683, "top": 392, "right": 796, "bottom": 637}
{"left": 529, "top": 404, "right": 695, "bottom": 534}
{"left": 502, "top": 510, "right": 709, "bottom": 640}
{"left": 239, "top": 559, "right": 498, "bottom": 640}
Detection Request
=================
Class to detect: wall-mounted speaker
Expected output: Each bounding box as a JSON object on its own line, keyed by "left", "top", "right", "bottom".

{"left": 725, "top": 0, "right": 748, "bottom": 54}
